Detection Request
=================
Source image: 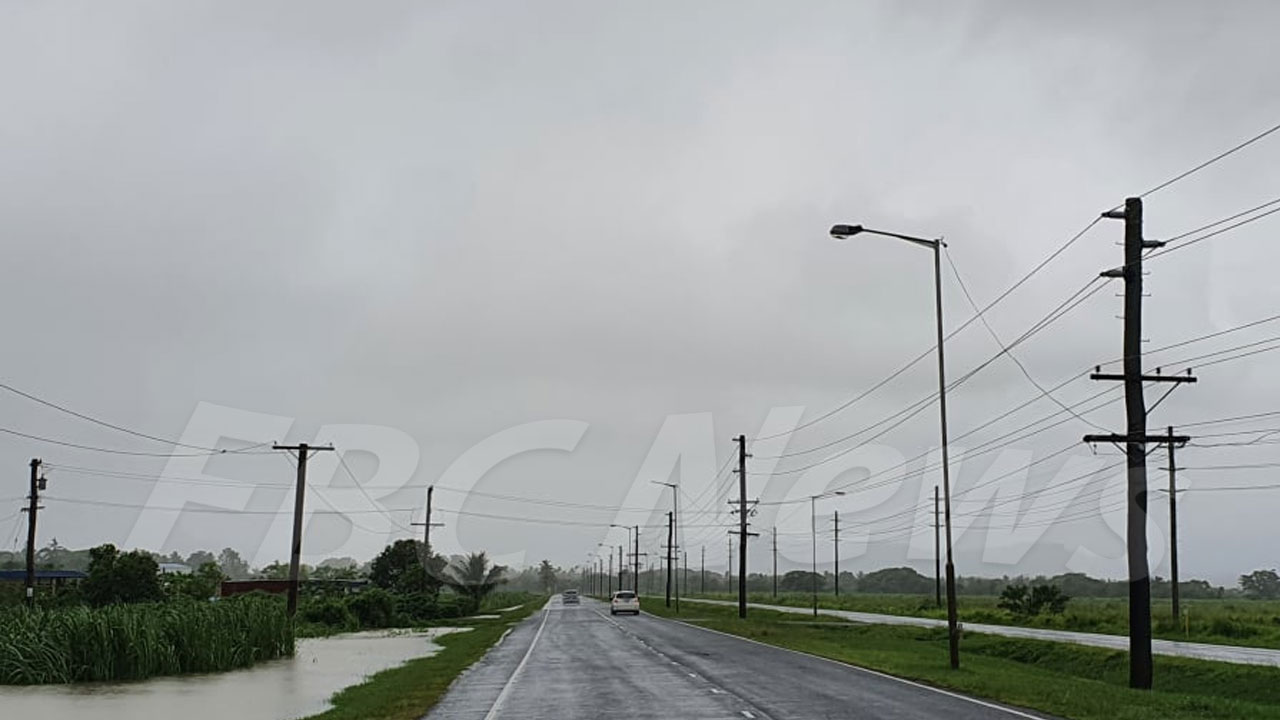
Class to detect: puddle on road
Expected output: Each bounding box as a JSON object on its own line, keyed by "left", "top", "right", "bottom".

{"left": 0, "top": 627, "right": 466, "bottom": 720}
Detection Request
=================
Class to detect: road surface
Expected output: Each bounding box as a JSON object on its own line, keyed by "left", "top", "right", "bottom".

{"left": 687, "top": 598, "right": 1280, "bottom": 667}
{"left": 423, "top": 596, "right": 1053, "bottom": 720}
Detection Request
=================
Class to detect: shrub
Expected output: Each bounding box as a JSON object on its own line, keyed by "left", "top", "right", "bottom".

{"left": 346, "top": 588, "right": 394, "bottom": 629}
{"left": 298, "top": 597, "right": 357, "bottom": 633}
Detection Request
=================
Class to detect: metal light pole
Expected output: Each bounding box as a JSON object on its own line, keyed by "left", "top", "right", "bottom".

{"left": 831, "top": 222, "right": 960, "bottom": 669}
{"left": 610, "top": 523, "right": 633, "bottom": 595}
{"left": 810, "top": 491, "right": 845, "bottom": 617}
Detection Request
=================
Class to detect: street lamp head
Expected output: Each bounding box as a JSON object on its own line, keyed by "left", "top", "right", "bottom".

{"left": 833, "top": 490, "right": 847, "bottom": 496}
{"left": 830, "top": 224, "right": 864, "bottom": 240}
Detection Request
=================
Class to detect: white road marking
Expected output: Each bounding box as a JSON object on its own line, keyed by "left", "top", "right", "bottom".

{"left": 592, "top": 607, "right": 771, "bottom": 719}
{"left": 482, "top": 600, "right": 552, "bottom": 720}
{"left": 658, "top": 616, "right": 1048, "bottom": 719}
{"left": 741, "top": 712, "right": 756, "bottom": 719}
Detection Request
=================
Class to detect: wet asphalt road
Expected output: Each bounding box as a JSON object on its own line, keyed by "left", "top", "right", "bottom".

{"left": 422, "top": 597, "right": 1054, "bottom": 720}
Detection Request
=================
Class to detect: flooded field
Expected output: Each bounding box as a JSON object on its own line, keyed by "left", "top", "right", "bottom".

{"left": 0, "top": 627, "right": 464, "bottom": 720}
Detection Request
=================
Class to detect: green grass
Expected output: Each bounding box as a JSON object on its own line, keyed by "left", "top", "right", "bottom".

{"left": 303, "top": 598, "right": 544, "bottom": 720}
{"left": 686, "top": 592, "right": 1280, "bottom": 650}
{"left": 642, "top": 601, "right": 1280, "bottom": 719}
{"left": 0, "top": 594, "right": 293, "bottom": 684}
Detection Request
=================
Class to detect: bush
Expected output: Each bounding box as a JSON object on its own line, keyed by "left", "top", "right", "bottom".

{"left": 299, "top": 597, "right": 357, "bottom": 633}
{"left": 346, "top": 588, "right": 394, "bottom": 629}
{"left": 998, "top": 584, "right": 1070, "bottom": 617}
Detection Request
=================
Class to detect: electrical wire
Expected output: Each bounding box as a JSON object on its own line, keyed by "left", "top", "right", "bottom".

{"left": 0, "top": 426, "right": 269, "bottom": 457}
{"left": 944, "top": 248, "right": 1108, "bottom": 432}
{"left": 750, "top": 217, "right": 1105, "bottom": 443}
{"left": 1137, "top": 120, "right": 1280, "bottom": 199}
{"left": 0, "top": 380, "right": 272, "bottom": 454}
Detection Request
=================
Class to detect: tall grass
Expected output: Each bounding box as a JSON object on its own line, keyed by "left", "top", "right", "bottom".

{"left": 0, "top": 594, "right": 294, "bottom": 684}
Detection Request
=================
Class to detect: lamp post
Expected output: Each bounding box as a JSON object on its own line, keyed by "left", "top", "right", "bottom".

{"left": 811, "top": 491, "right": 845, "bottom": 617}
{"left": 830, "top": 222, "right": 960, "bottom": 670}
{"left": 610, "top": 523, "right": 633, "bottom": 593}
{"left": 597, "top": 543, "right": 613, "bottom": 597}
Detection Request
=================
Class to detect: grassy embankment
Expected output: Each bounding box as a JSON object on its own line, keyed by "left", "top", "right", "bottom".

{"left": 302, "top": 596, "right": 544, "bottom": 720}
{"left": 689, "top": 591, "right": 1280, "bottom": 649}
{"left": 0, "top": 594, "right": 293, "bottom": 684}
{"left": 643, "top": 600, "right": 1280, "bottom": 720}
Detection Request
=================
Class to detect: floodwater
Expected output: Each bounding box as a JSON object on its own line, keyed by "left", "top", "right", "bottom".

{"left": 0, "top": 627, "right": 465, "bottom": 720}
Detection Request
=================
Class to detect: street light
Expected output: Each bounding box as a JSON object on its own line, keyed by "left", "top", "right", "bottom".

{"left": 811, "top": 491, "right": 846, "bottom": 617}
{"left": 830, "top": 221, "right": 960, "bottom": 670}
{"left": 651, "top": 480, "right": 680, "bottom": 612}
{"left": 610, "top": 523, "right": 633, "bottom": 592}
{"left": 597, "top": 542, "right": 612, "bottom": 596}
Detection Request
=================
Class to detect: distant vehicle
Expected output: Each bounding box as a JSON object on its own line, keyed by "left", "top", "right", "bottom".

{"left": 561, "top": 589, "right": 580, "bottom": 605}
{"left": 610, "top": 590, "right": 640, "bottom": 615}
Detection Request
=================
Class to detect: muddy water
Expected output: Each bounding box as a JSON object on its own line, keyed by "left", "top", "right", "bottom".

{"left": 0, "top": 627, "right": 465, "bottom": 720}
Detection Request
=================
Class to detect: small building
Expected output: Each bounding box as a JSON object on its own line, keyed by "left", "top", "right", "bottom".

{"left": 0, "top": 569, "right": 87, "bottom": 589}
{"left": 219, "top": 578, "right": 370, "bottom": 598}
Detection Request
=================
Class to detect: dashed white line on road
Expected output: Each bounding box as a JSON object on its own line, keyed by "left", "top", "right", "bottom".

{"left": 709, "top": 688, "right": 724, "bottom": 694}
{"left": 741, "top": 712, "right": 756, "bottom": 718}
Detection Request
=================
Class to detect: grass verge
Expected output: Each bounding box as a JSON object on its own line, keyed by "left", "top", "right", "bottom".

{"left": 642, "top": 600, "right": 1280, "bottom": 719}
{"left": 686, "top": 592, "right": 1280, "bottom": 650}
{"left": 302, "top": 599, "right": 543, "bottom": 720}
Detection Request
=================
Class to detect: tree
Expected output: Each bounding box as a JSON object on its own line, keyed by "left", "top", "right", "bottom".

{"left": 165, "top": 561, "right": 226, "bottom": 600}
{"left": 82, "top": 544, "right": 164, "bottom": 606}
{"left": 856, "top": 567, "right": 933, "bottom": 594}
{"left": 537, "top": 560, "right": 557, "bottom": 593}
{"left": 370, "top": 540, "right": 443, "bottom": 594}
{"left": 217, "top": 547, "right": 250, "bottom": 579}
{"left": 1239, "top": 569, "right": 1280, "bottom": 599}
{"left": 186, "top": 550, "right": 217, "bottom": 569}
{"left": 442, "top": 552, "right": 507, "bottom": 610}
{"left": 779, "top": 570, "right": 823, "bottom": 593}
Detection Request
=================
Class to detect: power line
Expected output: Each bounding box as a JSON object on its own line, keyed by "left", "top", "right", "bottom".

{"left": 0, "top": 426, "right": 269, "bottom": 457}
{"left": 1138, "top": 120, "right": 1280, "bottom": 199}
{"left": 944, "top": 249, "right": 1108, "bottom": 432}
{"left": 751, "top": 218, "right": 1105, "bottom": 443}
{"left": 0, "top": 380, "right": 271, "bottom": 454}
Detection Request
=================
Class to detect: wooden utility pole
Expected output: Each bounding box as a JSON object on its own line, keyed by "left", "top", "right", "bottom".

{"left": 273, "top": 443, "right": 334, "bottom": 617}
{"left": 24, "top": 459, "right": 43, "bottom": 608}
{"left": 772, "top": 527, "right": 778, "bottom": 598}
{"left": 607, "top": 552, "right": 613, "bottom": 595}
{"left": 736, "top": 434, "right": 750, "bottom": 618}
{"left": 618, "top": 545, "right": 624, "bottom": 593}
{"left": 410, "top": 485, "right": 444, "bottom": 572}
{"left": 633, "top": 526, "right": 642, "bottom": 593}
{"left": 727, "top": 535, "right": 733, "bottom": 591}
{"left": 665, "top": 511, "right": 674, "bottom": 608}
{"left": 1084, "top": 197, "right": 1195, "bottom": 690}
{"left": 701, "top": 545, "right": 706, "bottom": 594}
{"left": 934, "top": 486, "right": 942, "bottom": 608}
{"left": 833, "top": 510, "right": 840, "bottom": 597}
{"left": 1161, "top": 425, "right": 1190, "bottom": 620}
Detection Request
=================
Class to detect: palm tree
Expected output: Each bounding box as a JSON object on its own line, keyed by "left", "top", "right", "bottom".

{"left": 442, "top": 552, "right": 507, "bottom": 610}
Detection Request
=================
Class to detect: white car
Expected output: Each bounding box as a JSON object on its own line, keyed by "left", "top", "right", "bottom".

{"left": 610, "top": 590, "right": 640, "bottom": 615}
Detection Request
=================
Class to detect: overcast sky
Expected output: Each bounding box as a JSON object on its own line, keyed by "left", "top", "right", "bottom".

{"left": 2, "top": 1, "right": 1279, "bottom": 585}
